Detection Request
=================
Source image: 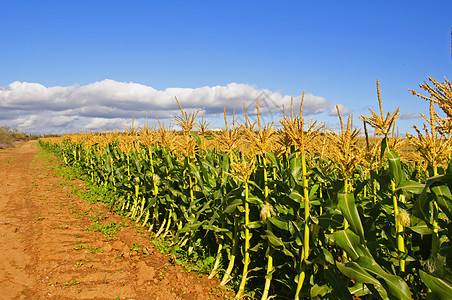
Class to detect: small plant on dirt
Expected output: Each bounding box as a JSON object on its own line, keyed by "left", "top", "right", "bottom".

{"left": 74, "top": 260, "right": 83, "bottom": 270}
{"left": 85, "top": 221, "right": 124, "bottom": 237}
{"left": 63, "top": 280, "right": 80, "bottom": 286}
{"left": 130, "top": 241, "right": 141, "bottom": 252}
{"left": 74, "top": 242, "right": 88, "bottom": 250}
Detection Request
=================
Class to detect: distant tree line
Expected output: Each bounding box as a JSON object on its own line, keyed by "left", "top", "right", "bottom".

{"left": 0, "top": 125, "right": 58, "bottom": 149}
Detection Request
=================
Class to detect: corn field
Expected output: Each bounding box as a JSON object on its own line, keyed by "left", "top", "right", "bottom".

{"left": 39, "top": 78, "right": 452, "bottom": 299}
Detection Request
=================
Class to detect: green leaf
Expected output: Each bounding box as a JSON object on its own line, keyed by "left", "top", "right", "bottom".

{"left": 289, "top": 190, "right": 303, "bottom": 204}
{"left": 224, "top": 198, "right": 242, "bottom": 213}
{"left": 201, "top": 224, "right": 229, "bottom": 233}
{"left": 268, "top": 217, "right": 289, "bottom": 231}
{"left": 337, "top": 193, "right": 365, "bottom": 241}
{"left": 408, "top": 222, "right": 433, "bottom": 235}
{"left": 265, "top": 152, "right": 279, "bottom": 169}
{"left": 177, "top": 223, "right": 203, "bottom": 234}
{"left": 397, "top": 180, "right": 425, "bottom": 194}
{"left": 310, "top": 284, "right": 331, "bottom": 298}
{"left": 431, "top": 184, "right": 452, "bottom": 220}
{"left": 324, "top": 268, "right": 353, "bottom": 300}
{"left": 262, "top": 230, "right": 284, "bottom": 248}
{"left": 386, "top": 150, "right": 402, "bottom": 186}
{"left": 336, "top": 262, "right": 381, "bottom": 286}
{"left": 190, "top": 133, "right": 202, "bottom": 146}
{"left": 333, "top": 230, "right": 360, "bottom": 261}
{"left": 261, "top": 230, "right": 294, "bottom": 258}
{"left": 356, "top": 256, "right": 412, "bottom": 300}
{"left": 419, "top": 270, "right": 452, "bottom": 299}
{"left": 247, "top": 221, "right": 263, "bottom": 229}
{"left": 247, "top": 196, "right": 263, "bottom": 206}
{"left": 289, "top": 155, "right": 301, "bottom": 183}
{"left": 348, "top": 283, "right": 371, "bottom": 297}
{"left": 322, "top": 248, "right": 334, "bottom": 265}
{"left": 412, "top": 175, "right": 450, "bottom": 225}
{"left": 380, "top": 137, "right": 388, "bottom": 161}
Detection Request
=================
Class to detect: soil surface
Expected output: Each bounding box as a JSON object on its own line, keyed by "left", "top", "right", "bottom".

{"left": 0, "top": 141, "right": 233, "bottom": 300}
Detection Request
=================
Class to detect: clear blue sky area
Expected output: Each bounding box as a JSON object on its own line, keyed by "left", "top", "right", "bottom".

{"left": 1, "top": 1, "right": 451, "bottom": 134}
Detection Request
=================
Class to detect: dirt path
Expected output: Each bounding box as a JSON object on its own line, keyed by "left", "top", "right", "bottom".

{"left": 0, "top": 142, "right": 232, "bottom": 300}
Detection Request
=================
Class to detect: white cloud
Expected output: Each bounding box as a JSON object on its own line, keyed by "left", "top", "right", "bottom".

{"left": 328, "top": 104, "right": 352, "bottom": 116}
{"left": 400, "top": 112, "right": 422, "bottom": 119}
{"left": 0, "top": 79, "right": 349, "bottom": 134}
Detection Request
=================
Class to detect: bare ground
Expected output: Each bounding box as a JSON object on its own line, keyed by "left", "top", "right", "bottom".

{"left": 0, "top": 141, "right": 233, "bottom": 300}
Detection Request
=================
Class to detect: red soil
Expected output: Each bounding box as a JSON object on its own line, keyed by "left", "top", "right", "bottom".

{"left": 0, "top": 141, "right": 233, "bottom": 300}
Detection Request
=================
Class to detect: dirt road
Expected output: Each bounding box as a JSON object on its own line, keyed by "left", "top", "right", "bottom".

{"left": 0, "top": 142, "right": 232, "bottom": 300}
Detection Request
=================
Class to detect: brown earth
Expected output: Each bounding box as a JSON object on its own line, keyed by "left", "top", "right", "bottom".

{"left": 0, "top": 141, "right": 234, "bottom": 300}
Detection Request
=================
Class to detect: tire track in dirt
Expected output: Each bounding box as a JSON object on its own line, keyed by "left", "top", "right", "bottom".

{"left": 0, "top": 142, "right": 233, "bottom": 300}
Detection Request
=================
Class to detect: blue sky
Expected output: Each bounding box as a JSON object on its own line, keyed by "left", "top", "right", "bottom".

{"left": 1, "top": 1, "right": 451, "bottom": 134}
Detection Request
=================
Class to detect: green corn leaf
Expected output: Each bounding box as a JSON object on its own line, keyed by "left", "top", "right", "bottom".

{"left": 333, "top": 229, "right": 360, "bottom": 261}
{"left": 310, "top": 283, "right": 331, "bottom": 298}
{"left": 190, "top": 133, "right": 202, "bottom": 146}
{"left": 319, "top": 248, "right": 334, "bottom": 265}
{"left": 247, "top": 195, "right": 263, "bottom": 206}
{"left": 386, "top": 150, "right": 403, "bottom": 186}
{"left": 336, "top": 262, "right": 381, "bottom": 286}
{"left": 380, "top": 136, "right": 388, "bottom": 161}
{"left": 202, "top": 224, "right": 229, "bottom": 233}
{"left": 247, "top": 221, "right": 263, "bottom": 229}
{"left": 396, "top": 180, "right": 425, "bottom": 194}
{"left": 289, "top": 189, "right": 303, "bottom": 204}
{"left": 309, "top": 183, "right": 320, "bottom": 200}
{"left": 337, "top": 193, "right": 365, "bottom": 241}
{"left": 177, "top": 222, "right": 204, "bottom": 234}
{"left": 408, "top": 222, "right": 433, "bottom": 235}
{"left": 413, "top": 175, "right": 450, "bottom": 225}
{"left": 268, "top": 217, "right": 289, "bottom": 231}
{"left": 431, "top": 184, "right": 452, "bottom": 220}
{"left": 348, "top": 283, "right": 371, "bottom": 297}
{"left": 318, "top": 214, "right": 343, "bottom": 229}
{"left": 261, "top": 230, "right": 294, "bottom": 258}
{"left": 223, "top": 198, "right": 242, "bottom": 213}
{"left": 419, "top": 270, "right": 452, "bottom": 300}
{"left": 289, "top": 154, "right": 301, "bottom": 184}
{"left": 265, "top": 152, "right": 279, "bottom": 169}
{"left": 324, "top": 268, "right": 353, "bottom": 300}
{"left": 356, "top": 256, "right": 412, "bottom": 300}
{"left": 412, "top": 193, "right": 432, "bottom": 227}
{"left": 262, "top": 232, "right": 284, "bottom": 249}
{"left": 290, "top": 220, "right": 303, "bottom": 247}
{"left": 189, "top": 162, "right": 204, "bottom": 189}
